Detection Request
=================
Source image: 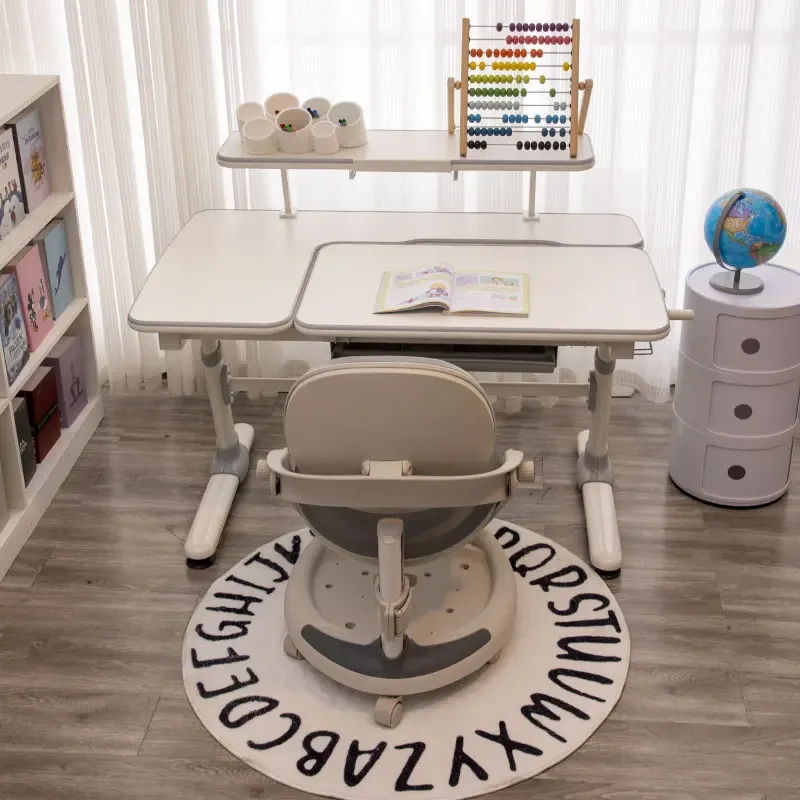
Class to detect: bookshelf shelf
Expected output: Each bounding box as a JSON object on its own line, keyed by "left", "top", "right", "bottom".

{"left": 0, "top": 75, "right": 103, "bottom": 580}
{"left": 0, "top": 192, "right": 74, "bottom": 270}
{"left": 6, "top": 297, "right": 88, "bottom": 398}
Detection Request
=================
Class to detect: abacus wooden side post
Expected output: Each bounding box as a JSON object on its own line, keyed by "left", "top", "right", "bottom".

{"left": 447, "top": 77, "right": 455, "bottom": 134}
{"left": 578, "top": 77, "right": 593, "bottom": 135}
{"left": 459, "top": 17, "right": 469, "bottom": 156}
{"left": 569, "top": 17, "right": 580, "bottom": 158}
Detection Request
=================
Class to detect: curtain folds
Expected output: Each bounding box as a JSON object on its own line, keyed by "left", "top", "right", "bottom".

{"left": 1, "top": 0, "right": 798, "bottom": 402}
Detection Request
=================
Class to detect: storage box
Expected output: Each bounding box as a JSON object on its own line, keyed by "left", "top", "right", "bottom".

{"left": 13, "top": 397, "right": 36, "bottom": 485}
{"left": 44, "top": 335, "right": 87, "bottom": 427}
{"left": 19, "top": 366, "right": 61, "bottom": 463}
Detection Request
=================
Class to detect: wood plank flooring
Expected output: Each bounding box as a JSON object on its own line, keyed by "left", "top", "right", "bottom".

{"left": 1, "top": 391, "right": 799, "bottom": 799}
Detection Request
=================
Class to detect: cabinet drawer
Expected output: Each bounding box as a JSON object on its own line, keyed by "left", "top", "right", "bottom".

{"left": 702, "top": 440, "right": 793, "bottom": 504}
{"left": 708, "top": 379, "right": 800, "bottom": 436}
{"left": 713, "top": 313, "right": 800, "bottom": 373}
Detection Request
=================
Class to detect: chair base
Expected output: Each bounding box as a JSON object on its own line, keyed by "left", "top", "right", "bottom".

{"left": 284, "top": 528, "right": 517, "bottom": 724}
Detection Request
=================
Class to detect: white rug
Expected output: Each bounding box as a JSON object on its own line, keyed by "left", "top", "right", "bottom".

{"left": 184, "top": 520, "right": 630, "bottom": 799}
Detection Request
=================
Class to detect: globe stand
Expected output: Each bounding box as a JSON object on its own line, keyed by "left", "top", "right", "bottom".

{"left": 709, "top": 188, "right": 766, "bottom": 296}
{"left": 709, "top": 269, "right": 764, "bottom": 295}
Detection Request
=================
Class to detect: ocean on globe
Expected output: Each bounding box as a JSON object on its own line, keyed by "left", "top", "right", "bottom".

{"left": 704, "top": 189, "right": 787, "bottom": 269}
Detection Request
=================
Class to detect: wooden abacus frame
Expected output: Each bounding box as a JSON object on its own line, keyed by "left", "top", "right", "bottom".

{"left": 447, "top": 17, "right": 593, "bottom": 159}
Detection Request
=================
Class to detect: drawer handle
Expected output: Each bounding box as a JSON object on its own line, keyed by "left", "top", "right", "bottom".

{"left": 741, "top": 338, "right": 761, "bottom": 355}
{"left": 734, "top": 403, "right": 753, "bottom": 420}
{"left": 727, "top": 465, "right": 746, "bottom": 480}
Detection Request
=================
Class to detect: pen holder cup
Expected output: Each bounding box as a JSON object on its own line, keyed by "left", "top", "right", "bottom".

{"left": 236, "top": 101, "right": 264, "bottom": 132}
{"left": 242, "top": 118, "right": 279, "bottom": 155}
{"left": 302, "top": 97, "right": 332, "bottom": 122}
{"left": 328, "top": 101, "right": 366, "bottom": 148}
{"left": 311, "top": 121, "right": 340, "bottom": 155}
{"left": 264, "top": 92, "right": 299, "bottom": 120}
{"left": 275, "top": 108, "right": 313, "bottom": 154}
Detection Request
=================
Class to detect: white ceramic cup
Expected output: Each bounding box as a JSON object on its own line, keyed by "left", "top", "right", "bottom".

{"left": 311, "top": 120, "right": 339, "bottom": 155}
{"left": 327, "top": 101, "right": 366, "bottom": 148}
{"left": 275, "top": 107, "right": 313, "bottom": 154}
{"left": 242, "top": 117, "right": 278, "bottom": 155}
{"left": 301, "top": 96, "right": 332, "bottom": 122}
{"left": 264, "top": 92, "right": 299, "bottom": 120}
{"left": 236, "top": 101, "right": 264, "bottom": 132}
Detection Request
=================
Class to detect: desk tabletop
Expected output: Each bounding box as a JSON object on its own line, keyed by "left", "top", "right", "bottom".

{"left": 296, "top": 243, "right": 669, "bottom": 344}
{"left": 128, "top": 210, "right": 644, "bottom": 339}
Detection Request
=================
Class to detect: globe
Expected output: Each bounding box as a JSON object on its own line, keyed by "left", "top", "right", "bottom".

{"left": 704, "top": 188, "right": 787, "bottom": 269}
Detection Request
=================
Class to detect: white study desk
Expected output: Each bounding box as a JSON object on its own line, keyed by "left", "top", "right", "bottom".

{"left": 128, "top": 208, "right": 669, "bottom": 577}
{"left": 129, "top": 209, "right": 643, "bottom": 343}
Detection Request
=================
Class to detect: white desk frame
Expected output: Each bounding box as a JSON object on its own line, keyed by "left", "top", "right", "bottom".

{"left": 129, "top": 128, "right": 688, "bottom": 577}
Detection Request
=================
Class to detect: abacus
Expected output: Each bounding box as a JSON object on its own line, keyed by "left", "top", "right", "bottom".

{"left": 448, "top": 18, "right": 593, "bottom": 158}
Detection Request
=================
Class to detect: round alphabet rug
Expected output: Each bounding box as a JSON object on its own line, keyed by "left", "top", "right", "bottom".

{"left": 183, "top": 520, "right": 630, "bottom": 799}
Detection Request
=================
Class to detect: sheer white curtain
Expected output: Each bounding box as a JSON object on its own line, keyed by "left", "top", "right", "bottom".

{"left": 1, "top": 0, "right": 798, "bottom": 402}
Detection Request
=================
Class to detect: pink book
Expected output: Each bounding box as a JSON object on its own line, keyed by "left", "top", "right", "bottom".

{"left": 5, "top": 245, "right": 54, "bottom": 351}
{"left": 44, "top": 335, "right": 87, "bottom": 427}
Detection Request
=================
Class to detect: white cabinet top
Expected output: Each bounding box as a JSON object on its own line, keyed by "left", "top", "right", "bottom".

{"left": 0, "top": 74, "right": 58, "bottom": 126}
{"left": 687, "top": 263, "right": 800, "bottom": 314}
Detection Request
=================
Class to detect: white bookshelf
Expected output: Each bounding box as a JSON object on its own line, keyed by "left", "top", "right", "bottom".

{"left": 0, "top": 74, "right": 104, "bottom": 579}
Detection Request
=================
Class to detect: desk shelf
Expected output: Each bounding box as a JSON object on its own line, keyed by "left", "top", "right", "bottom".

{"left": 217, "top": 129, "right": 595, "bottom": 173}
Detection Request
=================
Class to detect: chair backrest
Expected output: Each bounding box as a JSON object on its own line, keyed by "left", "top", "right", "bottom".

{"left": 283, "top": 357, "right": 500, "bottom": 562}
{"left": 284, "top": 357, "right": 497, "bottom": 477}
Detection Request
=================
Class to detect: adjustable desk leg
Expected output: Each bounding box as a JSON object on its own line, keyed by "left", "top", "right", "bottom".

{"left": 576, "top": 345, "right": 621, "bottom": 578}
{"left": 185, "top": 339, "right": 255, "bottom": 568}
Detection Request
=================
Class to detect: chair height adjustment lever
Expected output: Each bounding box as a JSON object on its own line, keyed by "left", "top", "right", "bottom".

{"left": 375, "top": 575, "right": 412, "bottom": 640}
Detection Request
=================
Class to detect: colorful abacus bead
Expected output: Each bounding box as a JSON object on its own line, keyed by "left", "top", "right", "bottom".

{"left": 549, "top": 88, "right": 556, "bottom": 97}
{"left": 496, "top": 22, "right": 503, "bottom": 30}
{"left": 560, "top": 114, "right": 567, "bottom": 124}
{"left": 560, "top": 127, "right": 566, "bottom": 136}
{"left": 534, "top": 114, "right": 541, "bottom": 123}
{"left": 563, "top": 62, "right": 570, "bottom": 71}
{"left": 539, "top": 74, "right": 546, "bottom": 84}
{"left": 521, "top": 88, "right": 527, "bottom": 96}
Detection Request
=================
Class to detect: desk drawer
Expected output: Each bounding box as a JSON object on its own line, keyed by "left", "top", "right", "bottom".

{"left": 331, "top": 342, "right": 558, "bottom": 373}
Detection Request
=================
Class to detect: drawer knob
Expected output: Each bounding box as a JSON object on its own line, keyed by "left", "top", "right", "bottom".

{"left": 727, "top": 464, "right": 746, "bottom": 480}
{"left": 741, "top": 338, "right": 761, "bottom": 355}
{"left": 734, "top": 403, "right": 753, "bottom": 420}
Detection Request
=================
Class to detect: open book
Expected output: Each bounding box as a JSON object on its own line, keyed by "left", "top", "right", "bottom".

{"left": 375, "top": 263, "right": 529, "bottom": 316}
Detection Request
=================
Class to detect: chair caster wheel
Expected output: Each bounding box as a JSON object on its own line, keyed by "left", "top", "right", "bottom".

{"left": 186, "top": 556, "right": 215, "bottom": 569}
{"left": 283, "top": 636, "right": 303, "bottom": 660}
{"left": 488, "top": 648, "right": 503, "bottom": 665}
{"left": 374, "top": 696, "right": 403, "bottom": 728}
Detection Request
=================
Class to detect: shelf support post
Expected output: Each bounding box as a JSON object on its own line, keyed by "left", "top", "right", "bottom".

{"left": 524, "top": 171, "right": 539, "bottom": 221}
{"left": 279, "top": 169, "right": 296, "bottom": 218}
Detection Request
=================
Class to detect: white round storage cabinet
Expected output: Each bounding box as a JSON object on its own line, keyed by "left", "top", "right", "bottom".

{"left": 669, "top": 262, "right": 800, "bottom": 507}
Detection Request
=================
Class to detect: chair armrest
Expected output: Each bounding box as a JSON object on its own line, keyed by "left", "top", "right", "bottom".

{"left": 262, "top": 447, "right": 524, "bottom": 510}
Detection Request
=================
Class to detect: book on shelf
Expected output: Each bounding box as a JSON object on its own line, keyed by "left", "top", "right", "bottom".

{"left": 13, "top": 397, "right": 37, "bottom": 486}
{"left": 34, "top": 218, "right": 75, "bottom": 319}
{"left": 0, "top": 127, "right": 26, "bottom": 240}
{"left": 44, "top": 335, "right": 87, "bottom": 428}
{"left": 6, "top": 244, "right": 54, "bottom": 351}
{"left": 0, "top": 271, "right": 30, "bottom": 385}
{"left": 6, "top": 106, "right": 50, "bottom": 213}
{"left": 374, "top": 264, "right": 529, "bottom": 317}
{"left": 20, "top": 366, "right": 61, "bottom": 464}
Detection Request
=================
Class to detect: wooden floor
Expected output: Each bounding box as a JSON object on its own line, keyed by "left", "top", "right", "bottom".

{"left": 1, "top": 391, "right": 799, "bottom": 800}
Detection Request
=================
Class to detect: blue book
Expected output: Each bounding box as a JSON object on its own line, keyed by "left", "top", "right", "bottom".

{"left": 0, "top": 272, "right": 30, "bottom": 385}
{"left": 34, "top": 218, "right": 74, "bottom": 319}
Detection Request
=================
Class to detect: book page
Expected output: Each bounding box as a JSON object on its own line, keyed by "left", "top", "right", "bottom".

{"left": 375, "top": 263, "right": 454, "bottom": 312}
{"left": 450, "top": 271, "right": 529, "bottom": 316}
